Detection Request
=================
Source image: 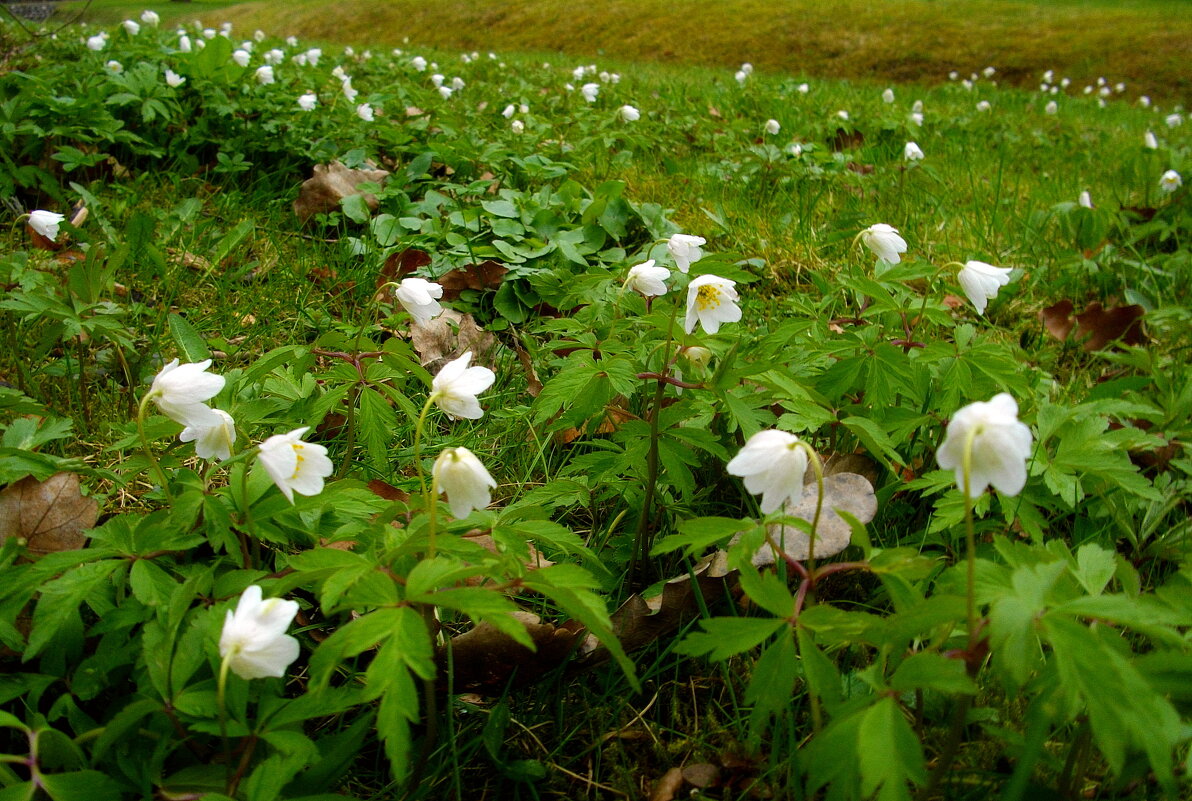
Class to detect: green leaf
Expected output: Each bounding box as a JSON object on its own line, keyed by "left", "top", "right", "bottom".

{"left": 737, "top": 564, "right": 795, "bottom": 618}
{"left": 744, "top": 630, "right": 797, "bottom": 744}
{"left": 797, "top": 629, "right": 843, "bottom": 712}
{"left": 167, "top": 313, "right": 211, "bottom": 363}
{"left": 341, "top": 194, "right": 372, "bottom": 224}
{"left": 308, "top": 608, "right": 406, "bottom": 689}
{"left": 39, "top": 770, "right": 124, "bottom": 801}
{"left": 651, "top": 516, "right": 750, "bottom": 557}
{"left": 675, "top": 616, "right": 786, "bottom": 661}
{"left": 858, "top": 696, "right": 926, "bottom": 801}
{"left": 888, "top": 652, "right": 976, "bottom": 695}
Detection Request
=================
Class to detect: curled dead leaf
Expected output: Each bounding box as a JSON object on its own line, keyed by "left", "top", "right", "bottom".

{"left": 1039, "top": 299, "right": 1076, "bottom": 341}
{"left": 649, "top": 768, "right": 686, "bottom": 801}
{"left": 734, "top": 472, "right": 877, "bottom": 566}
{"left": 1040, "top": 299, "right": 1146, "bottom": 350}
{"left": 436, "top": 611, "right": 585, "bottom": 693}
{"left": 0, "top": 473, "right": 97, "bottom": 556}
{"left": 438, "top": 260, "right": 508, "bottom": 301}
{"left": 293, "top": 161, "right": 389, "bottom": 223}
{"left": 408, "top": 308, "right": 497, "bottom": 369}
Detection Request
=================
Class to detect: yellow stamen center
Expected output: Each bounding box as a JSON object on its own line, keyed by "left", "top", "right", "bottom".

{"left": 291, "top": 443, "right": 305, "bottom": 479}
{"left": 695, "top": 284, "right": 721, "bottom": 311}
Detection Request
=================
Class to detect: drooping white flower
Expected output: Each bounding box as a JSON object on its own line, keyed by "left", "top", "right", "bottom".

{"left": 433, "top": 447, "right": 497, "bottom": 519}
{"left": 28, "top": 210, "right": 65, "bottom": 242}
{"left": 105, "top": 60, "right": 123, "bottom": 73}
{"left": 949, "top": 70, "right": 959, "bottom": 80}
{"left": 734, "top": 70, "right": 748, "bottom": 86}
{"left": 431, "top": 351, "right": 495, "bottom": 420}
{"left": 501, "top": 103, "right": 516, "bottom": 118}
{"left": 286, "top": 36, "right": 299, "bottom": 47}
{"left": 451, "top": 76, "right": 465, "bottom": 90}
{"left": 263, "top": 48, "right": 284, "bottom": 65}
{"left": 836, "top": 109, "right": 850, "bottom": 121}
{"left": 796, "top": 83, "right": 809, "bottom": 94}
{"left": 430, "top": 73, "right": 444, "bottom": 87}
{"left": 254, "top": 65, "right": 275, "bottom": 85}
{"left": 1160, "top": 170, "right": 1183, "bottom": 194}
{"left": 232, "top": 49, "right": 251, "bottom": 68}
{"left": 619, "top": 104, "right": 640, "bottom": 122}
{"left": 983, "top": 66, "right": 996, "bottom": 78}
{"left": 726, "top": 430, "right": 808, "bottom": 514}
{"left": 684, "top": 275, "right": 741, "bottom": 335}
{"left": 1078, "top": 191, "right": 1094, "bottom": 209}
{"left": 394, "top": 278, "right": 445, "bottom": 324}
{"left": 1144, "top": 131, "right": 1158, "bottom": 149}
{"left": 740, "top": 62, "right": 753, "bottom": 75}
{"left": 438, "top": 86, "right": 453, "bottom": 100}
{"left": 764, "top": 118, "right": 781, "bottom": 135}
{"left": 624, "top": 260, "right": 670, "bottom": 297}
{"left": 580, "top": 82, "right": 600, "bottom": 103}
{"left": 304, "top": 47, "right": 321, "bottom": 66}
{"left": 356, "top": 103, "right": 374, "bottom": 122}
{"left": 165, "top": 69, "right": 186, "bottom": 88}
{"left": 258, "top": 427, "right": 333, "bottom": 503}
{"left": 202, "top": 28, "right": 217, "bottom": 40}
{"left": 904, "top": 141, "right": 924, "bottom": 161}
{"left": 1044, "top": 100, "right": 1058, "bottom": 115}
{"left": 1138, "top": 95, "right": 1150, "bottom": 108}
{"left": 411, "top": 55, "right": 427, "bottom": 71}
{"left": 178, "top": 35, "right": 192, "bottom": 53}
{"left": 122, "top": 19, "right": 140, "bottom": 36}
{"left": 882, "top": 87, "right": 895, "bottom": 104}
{"left": 254, "top": 30, "right": 266, "bottom": 42}
{"left": 511, "top": 119, "right": 525, "bottom": 134}
{"left": 976, "top": 100, "right": 992, "bottom": 112}
{"left": 140, "top": 10, "right": 160, "bottom": 26}
{"left": 297, "top": 92, "right": 317, "bottom": 111}
{"left": 909, "top": 112, "right": 924, "bottom": 126}
{"left": 667, "top": 233, "right": 706, "bottom": 274}
{"left": 341, "top": 78, "right": 358, "bottom": 102}
{"left": 219, "top": 585, "right": 300, "bottom": 680}
{"left": 859, "top": 223, "right": 907, "bottom": 264}
{"left": 957, "top": 260, "right": 1013, "bottom": 315}
{"left": 149, "top": 359, "right": 226, "bottom": 427}
{"left": 962, "top": 79, "right": 974, "bottom": 91}
{"left": 937, "top": 393, "right": 1032, "bottom": 497}
{"left": 180, "top": 408, "right": 237, "bottom": 461}
{"left": 1165, "top": 113, "right": 1182, "bottom": 128}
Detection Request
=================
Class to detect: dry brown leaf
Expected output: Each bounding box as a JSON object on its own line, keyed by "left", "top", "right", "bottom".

{"left": 438, "top": 260, "right": 508, "bottom": 301}
{"left": 0, "top": 473, "right": 97, "bottom": 556}
{"left": 436, "top": 611, "right": 585, "bottom": 693}
{"left": 366, "top": 479, "right": 409, "bottom": 504}
{"left": 405, "top": 106, "right": 425, "bottom": 117}
{"left": 682, "top": 763, "right": 722, "bottom": 788}
{"left": 649, "top": 768, "right": 686, "bottom": 801}
{"left": 1039, "top": 299, "right": 1076, "bottom": 341}
{"left": 513, "top": 338, "right": 544, "bottom": 397}
{"left": 846, "top": 161, "right": 875, "bottom": 175}
{"left": 734, "top": 472, "right": 877, "bottom": 566}
{"left": 1075, "top": 301, "right": 1146, "bottom": 350}
{"left": 707, "top": 106, "right": 722, "bottom": 119}
{"left": 169, "top": 249, "right": 214, "bottom": 273}
{"left": 552, "top": 401, "right": 635, "bottom": 445}
{"left": 293, "top": 161, "right": 389, "bottom": 223}
{"left": 1040, "top": 299, "right": 1146, "bottom": 351}
{"left": 408, "top": 309, "right": 496, "bottom": 369}
{"left": 831, "top": 127, "right": 865, "bottom": 151}
{"left": 376, "top": 248, "right": 432, "bottom": 287}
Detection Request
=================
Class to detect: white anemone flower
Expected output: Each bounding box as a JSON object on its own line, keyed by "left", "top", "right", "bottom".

{"left": 254, "top": 65, "right": 275, "bottom": 85}
{"left": 1144, "top": 131, "right": 1158, "bottom": 149}
{"left": 356, "top": 103, "right": 374, "bottom": 121}
{"left": 581, "top": 82, "right": 599, "bottom": 102}
{"left": 667, "top": 233, "right": 706, "bottom": 274}
{"left": 937, "top": 394, "right": 1033, "bottom": 497}
{"left": 1078, "top": 190, "right": 1094, "bottom": 209}
{"left": 433, "top": 447, "right": 497, "bottom": 519}
{"left": 28, "top": 210, "right": 65, "bottom": 242}
{"left": 219, "top": 585, "right": 300, "bottom": 680}
{"left": 431, "top": 351, "right": 495, "bottom": 420}
{"left": 394, "top": 278, "right": 445, "bottom": 324}
{"left": 619, "top": 104, "right": 641, "bottom": 122}
{"left": 297, "top": 92, "right": 317, "bottom": 111}
{"left": 1159, "top": 170, "right": 1183, "bottom": 193}
{"left": 122, "top": 19, "right": 140, "bottom": 36}
{"left": 140, "top": 10, "right": 160, "bottom": 26}
{"left": 149, "top": 359, "right": 225, "bottom": 427}
{"left": 232, "top": 49, "right": 251, "bottom": 68}
{"left": 165, "top": 69, "right": 186, "bottom": 88}
{"left": 726, "top": 429, "right": 809, "bottom": 514}
{"left": 957, "top": 260, "right": 1013, "bottom": 315}
{"left": 180, "top": 408, "right": 237, "bottom": 461}
{"left": 904, "top": 141, "right": 924, "bottom": 161}
{"left": 764, "top": 119, "right": 781, "bottom": 135}
{"left": 258, "top": 427, "right": 333, "bottom": 503}
{"left": 684, "top": 275, "right": 741, "bottom": 335}
{"left": 859, "top": 223, "right": 907, "bottom": 264}
{"left": 882, "top": 88, "right": 895, "bottom": 104}
{"left": 624, "top": 260, "right": 670, "bottom": 297}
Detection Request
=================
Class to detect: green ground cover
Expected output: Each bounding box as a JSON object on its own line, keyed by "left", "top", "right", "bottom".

{"left": 0, "top": 5, "right": 1190, "bottom": 801}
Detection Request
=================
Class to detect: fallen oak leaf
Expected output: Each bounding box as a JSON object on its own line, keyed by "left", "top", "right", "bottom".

{"left": 0, "top": 473, "right": 97, "bottom": 556}
{"left": 437, "top": 259, "right": 508, "bottom": 301}
{"left": 293, "top": 161, "right": 389, "bottom": 223}
{"left": 408, "top": 308, "right": 497, "bottom": 369}
{"left": 1075, "top": 301, "right": 1146, "bottom": 350}
{"left": 435, "top": 611, "right": 585, "bottom": 693}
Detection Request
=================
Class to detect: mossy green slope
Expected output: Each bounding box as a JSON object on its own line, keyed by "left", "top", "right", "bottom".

{"left": 208, "top": 0, "right": 1191, "bottom": 101}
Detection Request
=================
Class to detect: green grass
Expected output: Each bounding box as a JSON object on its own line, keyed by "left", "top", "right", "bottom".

{"left": 149, "top": 0, "right": 1192, "bottom": 103}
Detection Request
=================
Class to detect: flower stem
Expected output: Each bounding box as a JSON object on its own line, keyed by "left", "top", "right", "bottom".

{"left": 961, "top": 425, "right": 980, "bottom": 640}
{"left": 136, "top": 392, "right": 174, "bottom": 504}
{"left": 216, "top": 651, "right": 233, "bottom": 791}
{"left": 412, "top": 395, "right": 439, "bottom": 557}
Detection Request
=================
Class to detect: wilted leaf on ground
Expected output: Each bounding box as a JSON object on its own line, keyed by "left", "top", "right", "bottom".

{"left": 438, "top": 260, "right": 508, "bottom": 300}
{"left": 1040, "top": 299, "right": 1146, "bottom": 350}
{"left": 408, "top": 309, "right": 497, "bottom": 369}
{"left": 436, "top": 611, "right": 585, "bottom": 693}
{"left": 0, "top": 473, "right": 96, "bottom": 555}
{"left": 649, "top": 768, "right": 685, "bottom": 801}
{"left": 293, "top": 161, "right": 389, "bottom": 223}
{"left": 734, "top": 472, "right": 877, "bottom": 566}
{"left": 375, "top": 248, "right": 431, "bottom": 287}
{"left": 576, "top": 551, "right": 735, "bottom": 668}
{"left": 552, "top": 400, "right": 634, "bottom": 445}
